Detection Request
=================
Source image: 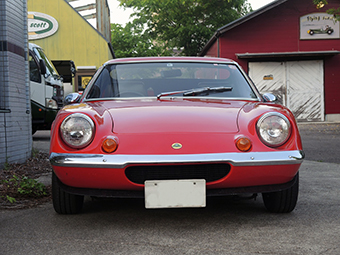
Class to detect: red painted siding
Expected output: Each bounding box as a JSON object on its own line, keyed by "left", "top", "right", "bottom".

{"left": 205, "top": 40, "right": 218, "bottom": 57}
{"left": 212, "top": 0, "right": 340, "bottom": 115}
{"left": 324, "top": 55, "right": 340, "bottom": 114}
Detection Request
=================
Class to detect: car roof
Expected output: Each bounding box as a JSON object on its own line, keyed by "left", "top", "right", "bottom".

{"left": 103, "top": 57, "right": 236, "bottom": 66}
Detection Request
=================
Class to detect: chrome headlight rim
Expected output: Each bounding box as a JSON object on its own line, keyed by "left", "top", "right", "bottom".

{"left": 256, "top": 112, "right": 291, "bottom": 147}
{"left": 60, "top": 113, "right": 95, "bottom": 149}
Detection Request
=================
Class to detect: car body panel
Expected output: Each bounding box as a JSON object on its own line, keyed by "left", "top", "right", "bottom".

{"left": 50, "top": 97, "right": 303, "bottom": 189}
{"left": 107, "top": 99, "right": 241, "bottom": 134}
{"left": 51, "top": 161, "right": 301, "bottom": 190}
{"left": 49, "top": 57, "right": 304, "bottom": 211}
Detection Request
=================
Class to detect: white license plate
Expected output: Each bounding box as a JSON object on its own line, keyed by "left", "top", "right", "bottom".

{"left": 144, "top": 179, "right": 206, "bottom": 209}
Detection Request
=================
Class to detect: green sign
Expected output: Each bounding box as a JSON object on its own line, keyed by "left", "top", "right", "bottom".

{"left": 28, "top": 12, "right": 59, "bottom": 40}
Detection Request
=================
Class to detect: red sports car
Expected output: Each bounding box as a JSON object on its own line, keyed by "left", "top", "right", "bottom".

{"left": 50, "top": 57, "right": 304, "bottom": 214}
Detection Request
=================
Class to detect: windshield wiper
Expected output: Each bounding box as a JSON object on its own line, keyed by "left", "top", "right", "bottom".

{"left": 157, "top": 86, "right": 232, "bottom": 99}
{"left": 157, "top": 89, "right": 190, "bottom": 99}
{"left": 183, "top": 86, "right": 232, "bottom": 96}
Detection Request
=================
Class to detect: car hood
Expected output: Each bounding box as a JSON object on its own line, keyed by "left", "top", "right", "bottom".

{"left": 100, "top": 98, "right": 249, "bottom": 134}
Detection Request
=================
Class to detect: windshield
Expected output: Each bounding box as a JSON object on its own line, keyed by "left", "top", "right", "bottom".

{"left": 86, "top": 62, "right": 257, "bottom": 100}
{"left": 33, "top": 47, "right": 59, "bottom": 76}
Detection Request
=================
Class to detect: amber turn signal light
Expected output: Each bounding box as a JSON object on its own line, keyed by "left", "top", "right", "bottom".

{"left": 102, "top": 137, "right": 118, "bottom": 153}
{"left": 236, "top": 137, "right": 252, "bottom": 152}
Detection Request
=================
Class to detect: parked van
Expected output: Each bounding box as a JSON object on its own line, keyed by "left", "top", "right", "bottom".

{"left": 29, "top": 43, "right": 64, "bottom": 134}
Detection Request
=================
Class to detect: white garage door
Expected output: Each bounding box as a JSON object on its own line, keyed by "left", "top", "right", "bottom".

{"left": 249, "top": 60, "right": 324, "bottom": 121}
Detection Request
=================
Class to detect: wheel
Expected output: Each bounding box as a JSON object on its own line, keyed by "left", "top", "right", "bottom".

{"left": 262, "top": 173, "right": 299, "bottom": 213}
{"left": 309, "top": 30, "right": 314, "bottom": 35}
{"left": 52, "top": 172, "right": 84, "bottom": 214}
{"left": 32, "top": 125, "right": 37, "bottom": 135}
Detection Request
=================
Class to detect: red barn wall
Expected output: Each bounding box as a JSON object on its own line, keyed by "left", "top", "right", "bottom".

{"left": 216, "top": 0, "right": 340, "bottom": 117}
{"left": 205, "top": 40, "right": 218, "bottom": 57}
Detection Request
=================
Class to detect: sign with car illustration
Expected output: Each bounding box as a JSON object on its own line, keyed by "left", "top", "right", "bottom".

{"left": 308, "top": 25, "right": 334, "bottom": 35}
{"left": 300, "top": 13, "right": 339, "bottom": 40}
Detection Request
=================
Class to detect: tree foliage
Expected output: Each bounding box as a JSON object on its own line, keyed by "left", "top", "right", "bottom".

{"left": 113, "top": 0, "right": 251, "bottom": 56}
{"left": 111, "top": 22, "right": 170, "bottom": 58}
{"left": 313, "top": 0, "right": 340, "bottom": 20}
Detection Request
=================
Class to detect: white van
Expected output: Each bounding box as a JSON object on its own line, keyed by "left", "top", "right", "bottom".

{"left": 29, "top": 43, "right": 64, "bottom": 134}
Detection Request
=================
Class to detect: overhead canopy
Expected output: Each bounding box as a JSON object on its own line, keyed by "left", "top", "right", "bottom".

{"left": 52, "top": 60, "right": 76, "bottom": 83}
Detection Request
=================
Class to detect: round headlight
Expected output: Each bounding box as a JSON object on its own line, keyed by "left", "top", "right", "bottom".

{"left": 257, "top": 112, "right": 291, "bottom": 147}
{"left": 60, "top": 113, "right": 94, "bottom": 148}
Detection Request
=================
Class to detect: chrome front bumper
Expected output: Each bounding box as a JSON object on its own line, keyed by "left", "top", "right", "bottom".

{"left": 50, "top": 150, "right": 304, "bottom": 168}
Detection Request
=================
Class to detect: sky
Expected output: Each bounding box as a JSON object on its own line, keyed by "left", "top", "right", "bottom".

{"left": 72, "top": 0, "right": 274, "bottom": 26}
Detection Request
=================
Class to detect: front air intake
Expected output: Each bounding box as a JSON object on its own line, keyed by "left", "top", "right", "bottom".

{"left": 125, "top": 163, "right": 230, "bottom": 184}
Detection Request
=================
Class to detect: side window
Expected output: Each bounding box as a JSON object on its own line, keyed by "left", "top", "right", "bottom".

{"left": 87, "top": 68, "right": 114, "bottom": 98}
{"left": 29, "top": 53, "right": 41, "bottom": 83}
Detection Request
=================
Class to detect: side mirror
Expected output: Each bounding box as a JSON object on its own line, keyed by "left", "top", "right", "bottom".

{"left": 262, "top": 93, "right": 277, "bottom": 102}
{"left": 64, "top": 93, "right": 81, "bottom": 105}
{"left": 39, "top": 59, "right": 47, "bottom": 75}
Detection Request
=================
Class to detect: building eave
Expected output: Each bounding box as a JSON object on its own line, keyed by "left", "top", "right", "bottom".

{"left": 236, "top": 51, "right": 340, "bottom": 59}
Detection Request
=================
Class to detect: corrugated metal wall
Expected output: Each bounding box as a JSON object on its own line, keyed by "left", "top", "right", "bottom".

{"left": 27, "top": 0, "right": 114, "bottom": 69}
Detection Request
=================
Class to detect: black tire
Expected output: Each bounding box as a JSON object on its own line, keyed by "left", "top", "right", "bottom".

{"left": 262, "top": 173, "right": 299, "bottom": 213}
{"left": 32, "top": 125, "right": 37, "bottom": 135}
{"left": 52, "top": 172, "right": 84, "bottom": 214}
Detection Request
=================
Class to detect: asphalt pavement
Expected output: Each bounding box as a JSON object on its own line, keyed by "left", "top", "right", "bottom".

{"left": 298, "top": 122, "right": 340, "bottom": 163}
{"left": 32, "top": 130, "right": 51, "bottom": 154}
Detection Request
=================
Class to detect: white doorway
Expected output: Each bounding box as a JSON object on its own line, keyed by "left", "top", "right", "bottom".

{"left": 249, "top": 60, "right": 324, "bottom": 121}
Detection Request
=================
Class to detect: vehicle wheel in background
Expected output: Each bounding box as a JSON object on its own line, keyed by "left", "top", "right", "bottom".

{"left": 32, "top": 125, "right": 37, "bottom": 135}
